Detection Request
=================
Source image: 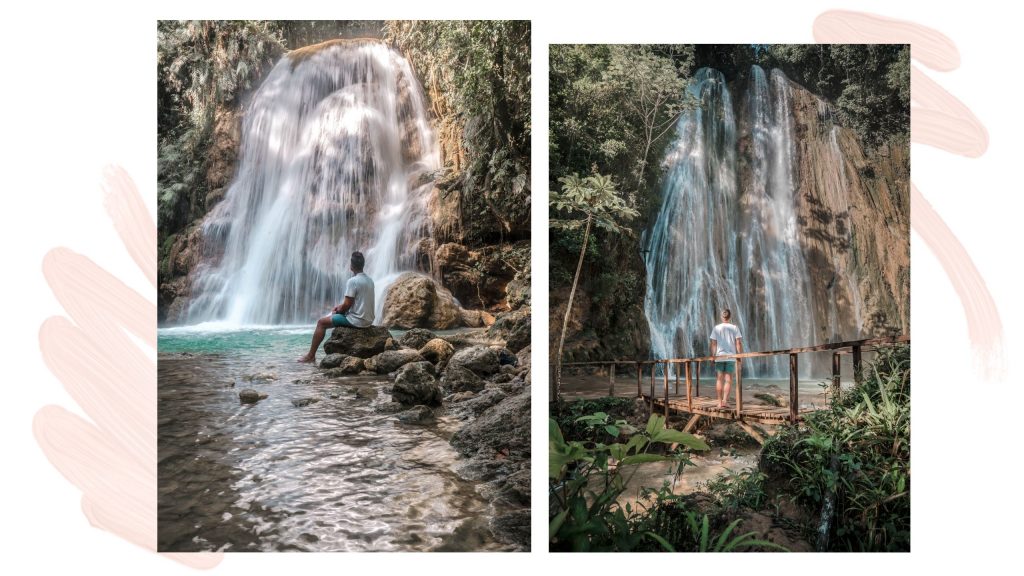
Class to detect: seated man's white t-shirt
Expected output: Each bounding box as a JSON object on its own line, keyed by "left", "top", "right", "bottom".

{"left": 709, "top": 323, "right": 742, "bottom": 361}
{"left": 344, "top": 273, "right": 375, "bottom": 327}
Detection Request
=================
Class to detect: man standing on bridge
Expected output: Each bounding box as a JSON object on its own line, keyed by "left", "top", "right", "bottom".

{"left": 710, "top": 308, "right": 743, "bottom": 409}
{"left": 298, "top": 251, "right": 375, "bottom": 363}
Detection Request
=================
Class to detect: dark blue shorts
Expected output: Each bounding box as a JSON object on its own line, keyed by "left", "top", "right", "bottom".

{"left": 331, "top": 313, "right": 354, "bottom": 327}
{"left": 715, "top": 361, "right": 736, "bottom": 374}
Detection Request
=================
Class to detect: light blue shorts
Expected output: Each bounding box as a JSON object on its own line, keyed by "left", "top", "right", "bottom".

{"left": 331, "top": 313, "right": 354, "bottom": 327}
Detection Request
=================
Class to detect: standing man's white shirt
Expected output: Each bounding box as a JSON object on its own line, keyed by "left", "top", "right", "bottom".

{"left": 710, "top": 322, "right": 742, "bottom": 360}
{"left": 344, "top": 272, "right": 375, "bottom": 327}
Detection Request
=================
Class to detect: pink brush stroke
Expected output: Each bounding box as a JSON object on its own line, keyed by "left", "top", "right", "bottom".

{"left": 815, "top": 10, "right": 1003, "bottom": 376}
{"left": 34, "top": 166, "right": 222, "bottom": 568}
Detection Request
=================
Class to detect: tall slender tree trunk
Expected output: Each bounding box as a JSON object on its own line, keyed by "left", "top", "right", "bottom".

{"left": 555, "top": 213, "right": 593, "bottom": 402}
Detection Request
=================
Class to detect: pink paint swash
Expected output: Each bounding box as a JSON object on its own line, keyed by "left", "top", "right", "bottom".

{"left": 34, "top": 166, "right": 221, "bottom": 568}
{"left": 815, "top": 10, "right": 1004, "bottom": 376}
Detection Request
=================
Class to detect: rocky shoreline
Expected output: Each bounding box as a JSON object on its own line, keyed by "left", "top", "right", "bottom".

{"left": 236, "top": 319, "right": 531, "bottom": 549}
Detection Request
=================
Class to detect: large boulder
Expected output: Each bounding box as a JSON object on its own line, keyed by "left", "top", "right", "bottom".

{"left": 364, "top": 349, "right": 425, "bottom": 374}
{"left": 323, "top": 325, "right": 392, "bottom": 358}
{"left": 488, "top": 307, "right": 531, "bottom": 353}
{"left": 392, "top": 362, "right": 443, "bottom": 406}
{"left": 381, "top": 272, "right": 463, "bottom": 330}
{"left": 419, "top": 338, "right": 455, "bottom": 366}
{"left": 451, "top": 393, "right": 530, "bottom": 455}
{"left": 447, "top": 345, "right": 501, "bottom": 378}
{"left": 398, "top": 328, "right": 436, "bottom": 350}
{"left": 441, "top": 365, "right": 485, "bottom": 394}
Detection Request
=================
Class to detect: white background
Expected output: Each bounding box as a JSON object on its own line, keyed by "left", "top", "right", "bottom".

{"left": 0, "top": 0, "right": 1019, "bottom": 573}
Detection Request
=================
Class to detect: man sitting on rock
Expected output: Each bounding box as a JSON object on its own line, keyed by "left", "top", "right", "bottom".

{"left": 298, "top": 251, "right": 375, "bottom": 363}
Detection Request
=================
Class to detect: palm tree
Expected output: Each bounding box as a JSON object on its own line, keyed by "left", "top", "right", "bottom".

{"left": 550, "top": 173, "right": 639, "bottom": 401}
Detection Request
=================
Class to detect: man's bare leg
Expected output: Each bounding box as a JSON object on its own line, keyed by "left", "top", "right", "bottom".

{"left": 298, "top": 316, "right": 333, "bottom": 363}
{"left": 721, "top": 372, "right": 732, "bottom": 409}
{"left": 716, "top": 371, "right": 725, "bottom": 408}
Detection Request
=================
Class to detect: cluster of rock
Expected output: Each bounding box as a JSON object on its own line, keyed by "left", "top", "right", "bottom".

{"left": 319, "top": 323, "right": 531, "bottom": 549}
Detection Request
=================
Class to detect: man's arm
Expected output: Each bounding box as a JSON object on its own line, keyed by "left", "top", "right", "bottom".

{"left": 736, "top": 337, "right": 743, "bottom": 354}
{"left": 332, "top": 296, "right": 355, "bottom": 314}
{"left": 709, "top": 339, "right": 717, "bottom": 358}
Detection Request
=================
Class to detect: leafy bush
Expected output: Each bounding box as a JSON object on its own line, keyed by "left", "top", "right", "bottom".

{"left": 761, "top": 345, "right": 910, "bottom": 551}
{"left": 549, "top": 414, "right": 709, "bottom": 551}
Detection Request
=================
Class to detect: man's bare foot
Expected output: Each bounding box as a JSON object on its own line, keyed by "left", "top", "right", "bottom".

{"left": 297, "top": 354, "right": 315, "bottom": 364}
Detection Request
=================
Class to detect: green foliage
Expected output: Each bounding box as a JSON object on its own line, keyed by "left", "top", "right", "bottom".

{"left": 385, "top": 20, "right": 531, "bottom": 244}
{"left": 552, "top": 397, "right": 638, "bottom": 443}
{"left": 762, "top": 345, "right": 910, "bottom": 551}
{"left": 764, "top": 44, "right": 909, "bottom": 150}
{"left": 549, "top": 414, "right": 711, "bottom": 551}
{"left": 157, "top": 20, "right": 286, "bottom": 246}
{"left": 548, "top": 45, "right": 694, "bottom": 361}
{"left": 702, "top": 468, "right": 769, "bottom": 513}
{"left": 549, "top": 173, "right": 639, "bottom": 234}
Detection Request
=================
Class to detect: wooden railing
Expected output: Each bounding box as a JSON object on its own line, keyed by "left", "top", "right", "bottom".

{"left": 553, "top": 335, "right": 909, "bottom": 424}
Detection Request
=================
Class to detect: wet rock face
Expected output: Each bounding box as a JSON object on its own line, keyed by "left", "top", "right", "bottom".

{"left": 323, "top": 325, "right": 392, "bottom": 358}
{"left": 397, "top": 405, "right": 435, "bottom": 424}
{"left": 488, "top": 307, "right": 531, "bottom": 353}
{"left": 447, "top": 345, "right": 501, "bottom": 378}
{"left": 381, "top": 272, "right": 463, "bottom": 330}
{"left": 441, "top": 365, "right": 485, "bottom": 394}
{"left": 450, "top": 393, "right": 529, "bottom": 456}
{"left": 364, "top": 349, "right": 425, "bottom": 374}
{"left": 321, "top": 355, "right": 364, "bottom": 375}
{"left": 398, "top": 328, "right": 436, "bottom": 350}
{"left": 392, "top": 361, "right": 443, "bottom": 406}
{"left": 419, "top": 338, "right": 455, "bottom": 367}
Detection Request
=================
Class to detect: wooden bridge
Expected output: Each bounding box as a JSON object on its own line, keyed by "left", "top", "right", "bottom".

{"left": 553, "top": 335, "right": 909, "bottom": 442}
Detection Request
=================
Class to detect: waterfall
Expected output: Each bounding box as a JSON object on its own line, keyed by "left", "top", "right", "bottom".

{"left": 643, "top": 66, "right": 820, "bottom": 378}
{"left": 185, "top": 40, "right": 439, "bottom": 326}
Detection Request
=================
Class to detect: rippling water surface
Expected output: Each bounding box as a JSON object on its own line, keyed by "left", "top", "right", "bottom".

{"left": 158, "top": 325, "right": 502, "bottom": 552}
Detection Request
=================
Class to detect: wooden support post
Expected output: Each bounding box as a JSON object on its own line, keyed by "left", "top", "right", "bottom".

{"left": 789, "top": 353, "right": 799, "bottom": 424}
{"left": 832, "top": 352, "right": 841, "bottom": 401}
{"left": 735, "top": 358, "right": 743, "bottom": 418}
{"left": 551, "top": 364, "right": 557, "bottom": 403}
{"left": 685, "top": 360, "right": 693, "bottom": 412}
{"left": 736, "top": 421, "right": 765, "bottom": 445}
{"left": 674, "top": 364, "right": 680, "bottom": 395}
{"left": 683, "top": 413, "right": 701, "bottom": 433}
{"left": 852, "top": 345, "right": 863, "bottom": 385}
{"left": 663, "top": 362, "right": 670, "bottom": 422}
{"left": 636, "top": 364, "right": 641, "bottom": 398}
{"left": 649, "top": 363, "right": 655, "bottom": 404}
{"left": 608, "top": 362, "right": 616, "bottom": 397}
{"left": 695, "top": 361, "right": 700, "bottom": 397}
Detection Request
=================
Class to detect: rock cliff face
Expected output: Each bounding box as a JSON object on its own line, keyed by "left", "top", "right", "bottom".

{"left": 783, "top": 81, "right": 909, "bottom": 341}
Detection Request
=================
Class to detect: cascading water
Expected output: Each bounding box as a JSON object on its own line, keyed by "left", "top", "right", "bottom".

{"left": 185, "top": 40, "right": 439, "bottom": 326}
{"left": 643, "top": 66, "right": 822, "bottom": 378}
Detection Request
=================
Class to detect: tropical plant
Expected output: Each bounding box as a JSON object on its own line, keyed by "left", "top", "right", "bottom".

{"left": 549, "top": 173, "right": 639, "bottom": 399}
{"left": 762, "top": 345, "right": 910, "bottom": 551}
{"left": 549, "top": 414, "right": 709, "bottom": 551}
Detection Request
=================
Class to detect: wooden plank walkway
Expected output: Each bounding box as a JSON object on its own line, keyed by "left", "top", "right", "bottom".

{"left": 643, "top": 394, "right": 817, "bottom": 426}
